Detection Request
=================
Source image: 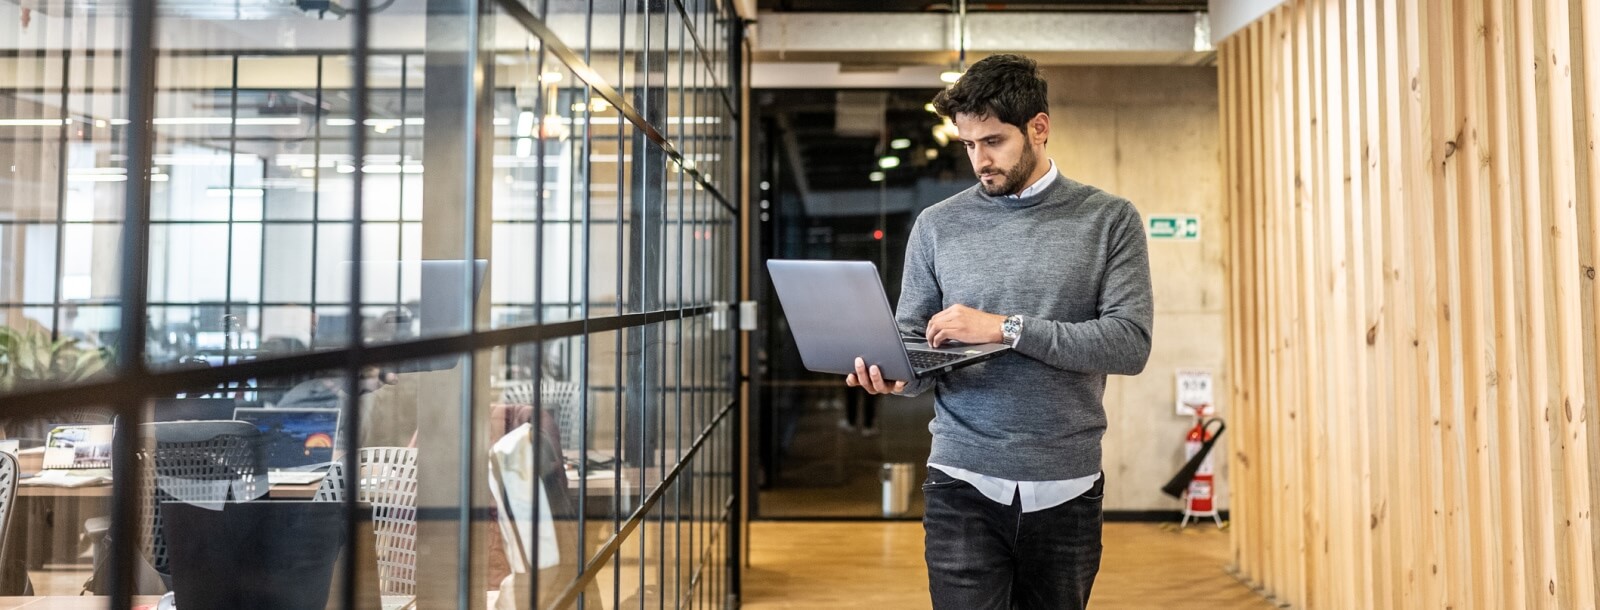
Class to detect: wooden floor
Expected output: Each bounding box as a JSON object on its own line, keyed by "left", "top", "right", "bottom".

{"left": 743, "top": 521, "right": 1274, "bottom": 609}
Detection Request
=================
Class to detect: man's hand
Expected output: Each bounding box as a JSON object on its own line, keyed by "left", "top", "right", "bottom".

{"left": 926, "top": 304, "right": 1006, "bottom": 347}
{"left": 846, "top": 357, "right": 907, "bottom": 395}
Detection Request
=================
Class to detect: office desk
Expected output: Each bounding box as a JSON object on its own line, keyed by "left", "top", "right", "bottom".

{"left": 18, "top": 481, "right": 323, "bottom": 499}
{"left": 0, "top": 594, "right": 494, "bottom": 609}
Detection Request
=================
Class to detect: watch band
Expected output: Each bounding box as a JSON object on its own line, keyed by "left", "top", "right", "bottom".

{"left": 1001, "top": 314, "right": 1022, "bottom": 347}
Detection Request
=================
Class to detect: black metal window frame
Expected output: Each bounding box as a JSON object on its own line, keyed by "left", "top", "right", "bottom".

{"left": 0, "top": 0, "right": 746, "bottom": 607}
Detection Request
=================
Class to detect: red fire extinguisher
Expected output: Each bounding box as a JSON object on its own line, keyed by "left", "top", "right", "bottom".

{"left": 1183, "top": 407, "right": 1216, "bottom": 514}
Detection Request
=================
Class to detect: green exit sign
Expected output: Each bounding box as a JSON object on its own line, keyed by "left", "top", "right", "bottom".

{"left": 1147, "top": 214, "right": 1200, "bottom": 241}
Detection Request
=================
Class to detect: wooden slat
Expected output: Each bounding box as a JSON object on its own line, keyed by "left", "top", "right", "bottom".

{"left": 1581, "top": 0, "right": 1600, "bottom": 596}
{"left": 1319, "top": 1, "right": 1355, "bottom": 605}
{"left": 1265, "top": 10, "right": 1290, "bottom": 602}
{"left": 1294, "top": 3, "right": 1319, "bottom": 606}
{"left": 1514, "top": 0, "right": 1564, "bottom": 603}
{"left": 1220, "top": 32, "right": 1242, "bottom": 578}
{"left": 1540, "top": 0, "right": 1599, "bottom": 604}
{"left": 1343, "top": 0, "right": 1375, "bottom": 605}
{"left": 1454, "top": 0, "right": 1501, "bottom": 606}
{"left": 1484, "top": 0, "right": 1531, "bottom": 606}
{"left": 1402, "top": 0, "right": 1452, "bottom": 605}
{"left": 1246, "top": 19, "right": 1267, "bottom": 589}
{"left": 1360, "top": 0, "right": 1396, "bottom": 607}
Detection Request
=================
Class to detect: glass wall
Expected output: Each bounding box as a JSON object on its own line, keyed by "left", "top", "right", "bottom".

{"left": 0, "top": 0, "right": 743, "bottom": 607}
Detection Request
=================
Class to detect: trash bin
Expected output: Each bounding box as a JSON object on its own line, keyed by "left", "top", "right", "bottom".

{"left": 881, "top": 462, "right": 915, "bottom": 517}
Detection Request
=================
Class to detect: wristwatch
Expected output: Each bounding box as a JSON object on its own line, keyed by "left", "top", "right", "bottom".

{"left": 1000, "top": 314, "right": 1022, "bottom": 346}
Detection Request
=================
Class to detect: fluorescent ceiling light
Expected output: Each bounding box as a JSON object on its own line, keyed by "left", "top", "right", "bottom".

{"left": 207, "top": 188, "right": 265, "bottom": 198}
{"left": 869, "top": 171, "right": 884, "bottom": 182}
{"left": 541, "top": 72, "right": 565, "bottom": 83}
{"left": 515, "top": 137, "right": 534, "bottom": 158}
{"left": 153, "top": 117, "right": 303, "bottom": 126}
{"left": 890, "top": 138, "right": 911, "bottom": 150}
{"left": 877, "top": 156, "right": 901, "bottom": 169}
{"left": 516, "top": 111, "right": 535, "bottom": 138}
{"left": 325, "top": 118, "right": 421, "bottom": 127}
{"left": 940, "top": 71, "right": 963, "bottom": 84}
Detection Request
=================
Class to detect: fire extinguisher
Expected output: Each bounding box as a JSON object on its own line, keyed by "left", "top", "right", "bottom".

{"left": 1183, "top": 407, "right": 1217, "bottom": 514}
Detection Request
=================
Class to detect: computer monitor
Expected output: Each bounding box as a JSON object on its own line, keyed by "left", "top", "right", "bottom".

{"left": 231, "top": 408, "right": 340, "bottom": 470}
{"left": 336, "top": 259, "right": 488, "bottom": 336}
{"left": 150, "top": 398, "right": 238, "bottom": 422}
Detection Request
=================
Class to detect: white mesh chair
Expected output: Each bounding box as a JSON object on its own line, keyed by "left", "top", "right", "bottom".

{"left": 314, "top": 447, "right": 419, "bottom": 596}
{"left": 539, "top": 380, "right": 581, "bottom": 452}
{"left": 499, "top": 381, "right": 535, "bottom": 408}
{"left": 0, "top": 452, "right": 18, "bottom": 570}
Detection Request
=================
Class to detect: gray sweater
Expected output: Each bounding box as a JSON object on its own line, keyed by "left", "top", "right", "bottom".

{"left": 896, "top": 175, "right": 1153, "bottom": 481}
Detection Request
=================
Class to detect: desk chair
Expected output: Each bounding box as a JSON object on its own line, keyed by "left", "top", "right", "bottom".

{"left": 313, "top": 447, "right": 418, "bottom": 596}
{"left": 137, "top": 421, "right": 267, "bottom": 583}
{"left": 487, "top": 423, "right": 595, "bottom": 609}
{"left": 81, "top": 421, "right": 265, "bottom": 595}
{"left": 540, "top": 381, "right": 582, "bottom": 454}
{"left": 0, "top": 452, "right": 17, "bottom": 589}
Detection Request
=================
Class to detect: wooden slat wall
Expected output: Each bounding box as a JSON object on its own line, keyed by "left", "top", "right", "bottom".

{"left": 1219, "top": 1, "right": 1600, "bottom": 608}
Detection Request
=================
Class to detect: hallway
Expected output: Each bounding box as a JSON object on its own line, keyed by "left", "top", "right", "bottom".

{"left": 743, "top": 521, "right": 1272, "bottom": 609}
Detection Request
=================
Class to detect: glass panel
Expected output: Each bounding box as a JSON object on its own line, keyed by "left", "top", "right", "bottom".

{"left": 0, "top": 402, "right": 114, "bottom": 605}
{"left": 0, "top": 223, "right": 59, "bottom": 305}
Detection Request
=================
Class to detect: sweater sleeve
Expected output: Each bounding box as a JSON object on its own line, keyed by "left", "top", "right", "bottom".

{"left": 892, "top": 217, "right": 940, "bottom": 396}
{"left": 1012, "top": 201, "right": 1153, "bottom": 375}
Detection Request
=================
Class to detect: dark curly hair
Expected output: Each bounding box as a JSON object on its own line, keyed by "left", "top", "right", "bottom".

{"left": 930, "top": 54, "right": 1049, "bottom": 133}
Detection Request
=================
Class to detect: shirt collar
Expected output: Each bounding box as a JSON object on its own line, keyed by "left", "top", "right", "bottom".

{"left": 1007, "top": 159, "right": 1058, "bottom": 200}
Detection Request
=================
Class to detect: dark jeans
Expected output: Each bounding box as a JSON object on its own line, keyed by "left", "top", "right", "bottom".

{"left": 922, "top": 468, "right": 1105, "bottom": 610}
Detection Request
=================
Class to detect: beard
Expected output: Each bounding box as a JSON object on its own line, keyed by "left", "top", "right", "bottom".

{"left": 977, "top": 144, "right": 1038, "bottom": 197}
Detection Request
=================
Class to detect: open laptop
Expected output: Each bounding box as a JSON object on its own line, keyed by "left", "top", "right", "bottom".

{"left": 232, "top": 407, "right": 340, "bottom": 485}
{"left": 40, "top": 423, "right": 115, "bottom": 470}
{"left": 767, "top": 259, "right": 1011, "bottom": 381}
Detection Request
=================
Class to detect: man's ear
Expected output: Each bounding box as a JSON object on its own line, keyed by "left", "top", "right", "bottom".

{"left": 1030, "top": 112, "right": 1050, "bottom": 145}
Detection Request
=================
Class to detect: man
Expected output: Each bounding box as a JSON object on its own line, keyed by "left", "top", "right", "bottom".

{"left": 845, "top": 54, "right": 1153, "bottom": 610}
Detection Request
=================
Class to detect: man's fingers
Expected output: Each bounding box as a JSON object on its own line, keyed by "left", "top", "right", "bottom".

{"left": 869, "top": 364, "right": 888, "bottom": 393}
{"left": 845, "top": 373, "right": 859, "bottom": 387}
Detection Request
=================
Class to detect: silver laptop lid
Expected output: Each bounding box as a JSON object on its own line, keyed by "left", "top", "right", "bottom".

{"left": 767, "top": 259, "right": 917, "bottom": 381}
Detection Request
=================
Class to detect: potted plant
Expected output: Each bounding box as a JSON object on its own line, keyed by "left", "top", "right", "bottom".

{"left": 0, "top": 326, "right": 112, "bottom": 393}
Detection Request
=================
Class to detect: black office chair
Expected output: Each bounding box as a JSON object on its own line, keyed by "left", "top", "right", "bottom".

{"left": 83, "top": 420, "right": 266, "bottom": 594}
{"left": 137, "top": 421, "right": 267, "bottom": 579}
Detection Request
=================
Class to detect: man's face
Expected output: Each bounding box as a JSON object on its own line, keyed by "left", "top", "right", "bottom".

{"left": 953, "top": 112, "right": 1047, "bottom": 197}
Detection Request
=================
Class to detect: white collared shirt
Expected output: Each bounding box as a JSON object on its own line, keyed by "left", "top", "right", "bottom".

{"left": 932, "top": 158, "right": 1100, "bottom": 513}
{"left": 928, "top": 463, "right": 1101, "bottom": 512}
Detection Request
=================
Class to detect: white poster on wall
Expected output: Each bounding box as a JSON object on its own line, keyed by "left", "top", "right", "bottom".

{"left": 1175, "top": 369, "right": 1216, "bottom": 416}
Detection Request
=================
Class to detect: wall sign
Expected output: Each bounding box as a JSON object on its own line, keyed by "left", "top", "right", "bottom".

{"left": 1148, "top": 214, "right": 1201, "bottom": 241}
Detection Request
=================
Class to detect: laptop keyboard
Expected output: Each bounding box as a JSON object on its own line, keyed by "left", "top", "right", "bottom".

{"left": 908, "top": 350, "right": 966, "bottom": 370}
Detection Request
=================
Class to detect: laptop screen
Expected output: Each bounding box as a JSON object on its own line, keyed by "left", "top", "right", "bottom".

{"left": 42, "top": 424, "right": 114, "bottom": 469}
{"left": 231, "top": 408, "right": 340, "bottom": 470}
